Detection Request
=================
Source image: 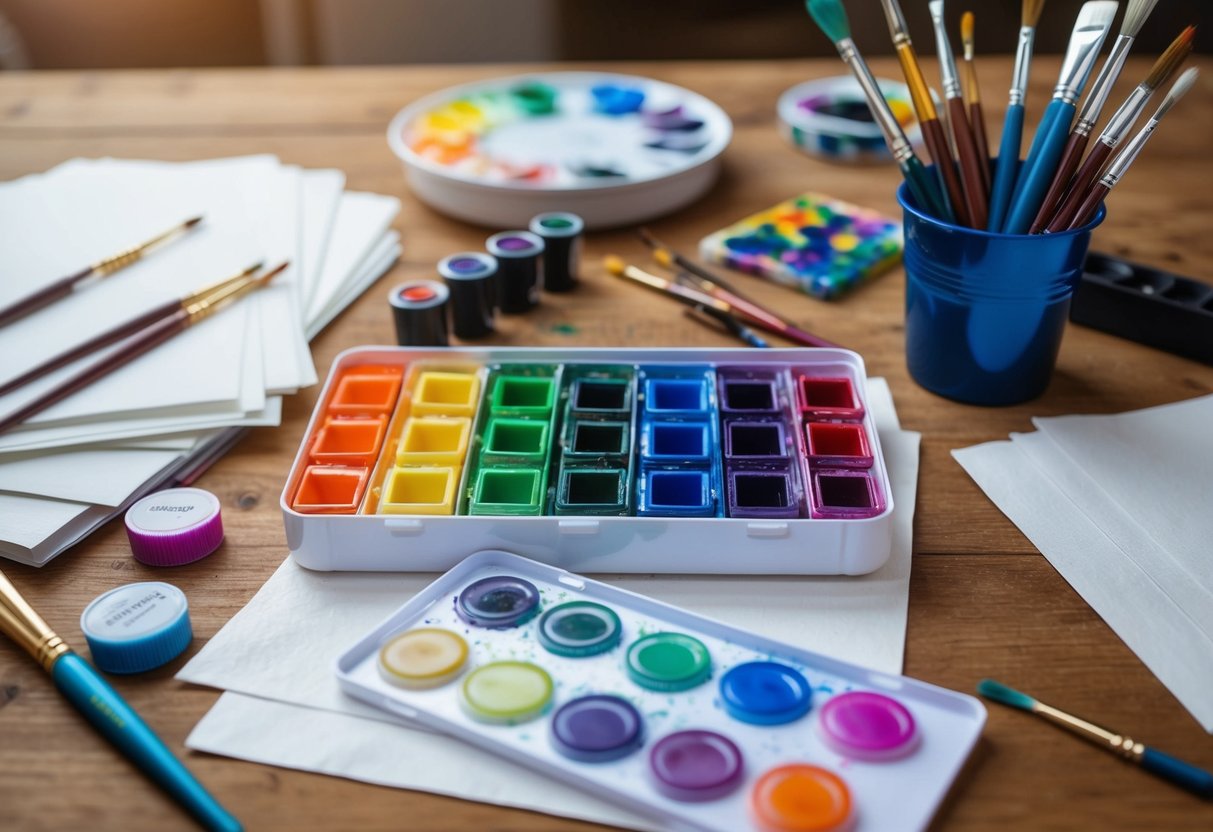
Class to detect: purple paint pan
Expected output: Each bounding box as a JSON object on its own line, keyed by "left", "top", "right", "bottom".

{"left": 811, "top": 469, "right": 880, "bottom": 519}
{"left": 724, "top": 420, "right": 790, "bottom": 463}
{"left": 727, "top": 470, "right": 800, "bottom": 519}
{"left": 551, "top": 694, "right": 645, "bottom": 763}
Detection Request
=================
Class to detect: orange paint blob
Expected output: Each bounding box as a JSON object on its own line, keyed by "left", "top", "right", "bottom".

{"left": 750, "top": 764, "right": 852, "bottom": 832}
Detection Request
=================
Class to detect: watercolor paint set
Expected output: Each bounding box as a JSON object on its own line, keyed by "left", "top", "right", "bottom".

{"left": 281, "top": 347, "right": 893, "bottom": 574}
{"left": 336, "top": 551, "right": 986, "bottom": 832}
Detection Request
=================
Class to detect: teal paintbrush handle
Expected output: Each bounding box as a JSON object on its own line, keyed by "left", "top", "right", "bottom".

{"left": 52, "top": 653, "right": 243, "bottom": 832}
{"left": 902, "top": 156, "right": 949, "bottom": 222}
{"left": 988, "top": 103, "right": 1024, "bottom": 231}
{"left": 1141, "top": 747, "right": 1213, "bottom": 799}
{"left": 1003, "top": 100, "right": 1075, "bottom": 234}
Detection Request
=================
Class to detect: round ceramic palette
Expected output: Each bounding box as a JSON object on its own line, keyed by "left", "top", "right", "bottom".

{"left": 387, "top": 72, "right": 732, "bottom": 228}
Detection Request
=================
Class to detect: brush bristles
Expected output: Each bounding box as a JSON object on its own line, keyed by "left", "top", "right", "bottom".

{"left": 1022, "top": 0, "right": 1046, "bottom": 28}
{"left": 1146, "top": 26, "right": 1197, "bottom": 90}
{"left": 603, "top": 255, "right": 626, "bottom": 276}
{"left": 961, "top": 12, "right": 975, "bottom": 55}
{"left": 805, "top": 0, "right": 851, "bottom": 44}
{"left": 1157, "top": 67, "right": 1199, "bottom": 118}
{"left": 977, "top": 679, "right": 1038, "bottom": 711}
{"left": 1122, "top": 0, "right": 1161, "bottom": 39}
{"left": 1076, "top": 1, "right": 1118, "bottom": 33}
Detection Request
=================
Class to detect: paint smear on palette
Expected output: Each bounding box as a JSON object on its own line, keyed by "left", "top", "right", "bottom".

{"left": 405, "top": 78, "right": 713, "bottom": 186}
{"left": 697, "top": 193, "right": 903, "bottom": 301}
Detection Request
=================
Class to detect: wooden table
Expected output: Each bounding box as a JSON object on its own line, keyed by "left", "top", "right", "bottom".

{"left": 1, "top": 58, "right": 1211, "bottom": 832}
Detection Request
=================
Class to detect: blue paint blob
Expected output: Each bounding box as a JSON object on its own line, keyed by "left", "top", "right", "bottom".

{"left": 719, "top": 661, "right": 812, "bottom": 726}
{"left": 591, "top": 84, "right": 646, "bottom": 115}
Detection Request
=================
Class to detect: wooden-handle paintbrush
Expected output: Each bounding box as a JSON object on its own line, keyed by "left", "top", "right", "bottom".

{"left": 988, "top": 0, "right": 1047, "bottom": 231}
{"left": 1044, "top": 25, "right": 1195, "bottom": 233}
{"left": 928, "top": 0, "right": 988, "bottom": 229}
{"left": 1002, "top": 1, "right": 1117, "bottom": 235}
{"left": 960, "top": 12, "right": 992, "bottom": 194}
{"left": 879, "top": 0, "right": 964, "bottom": 225}
{"left": 0, "top": 262, "right": 287, "bottom": 436}
{"left": 804, "top": 0, "right": 951, "bottom": 221}
{"left": 978, "top": 679, "right": 1213, "bottom": 799}
{"left": 0, "top": 216, "right": 203, "bottom": 328}
{"left": 1029, "top": 0, "right": 1162, "bottom": 233}
{"left": 0, "top": 262, "right": 263, "bottom": 398}
{"left": 604, "top": 256, "right": 839, "bottom": 349}
{"left": 1059, "top": 68, "right": 1198, "bottom": 231}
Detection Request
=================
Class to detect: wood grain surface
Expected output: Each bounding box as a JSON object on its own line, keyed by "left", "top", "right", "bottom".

{"left": 1, "top": 57, "right": 1211, "bottom": 832}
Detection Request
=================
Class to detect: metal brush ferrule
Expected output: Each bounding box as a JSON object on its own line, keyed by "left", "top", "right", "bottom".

{"left": 1056, "top": 23, "right": 1110, "bottom": 105}
{"left": 1101, "top": 84, "right": 1151, "bottom": 146}
{"left": 1110, "top": 734, "right": 1147, "bottom": 762}
{"left": 1076, "top": 35, "right": 1134, "bottom": 134}
{"left": 879, "top": 0, "right": 911, "bottom": 42}
{"left": 0, "top": 570, "right": 72, "bottom": 672}
{"left": 1009, "top": 26, "right": 1035, "bottom": 103}
{"left": 92, "top": 243, "right": 145, "bottom": 277}
{"left": 1103, "top": 117, "right": 1158, "bottom": 185}
{"left": 838, "top": 39, "right": 914, "bottom": 160}
{"left": 929, "top": 9, "right": 962, "bottom": 98}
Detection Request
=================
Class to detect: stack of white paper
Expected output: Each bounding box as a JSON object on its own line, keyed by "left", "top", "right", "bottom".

{"left": 953, "top": 394, "right": 1213, "bottom": 732}
{"left": 0, "top": 156, "right": 401, "bottom": 566}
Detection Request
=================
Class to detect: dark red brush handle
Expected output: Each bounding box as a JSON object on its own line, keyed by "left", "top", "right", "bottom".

{"left": 1048, "top": 141, "right": 1114, "bottom": 233}
{"left": 921, "top": 117, "right": 970, "bottom": 227}
{"left": 0, "top": 309, "right": 188, "bottom": 435}
{"left": 1030, "top": 132, "right": 1090, "bottom": 234}
{"left": 0, "top": 266, "right": 92, "bottom": 328}
{"left": 947, "top": 96, "right": 988, "bottom": 230}
{"left": 969, "top": 101, "right": 992, "bottom": 195}
{"left": 1067, "top": 183, "right": 1109, "bottom": 231}
{"left": 0, "top": 299, "right": 180, "bottom": 397}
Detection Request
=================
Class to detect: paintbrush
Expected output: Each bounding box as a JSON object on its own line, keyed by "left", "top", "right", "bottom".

{"left": 637, "top": 229, "right": 752, "bottom": 300}
{"left": 988, "top": 0, "right": 1047, "bottom": 231}
{"left": 1045, "top": 25, "right": 1195, "bottom": 233}
{"left": 0, "top": 567, "right": 244, "bottom": 831}
{"left": 0, "top": 262, "right": 263, "bottom": 398}
{"left": 0, "top": 216, "right": 203, "bottom": 328}
{"left": 978, "top": 679, "right": 1213, "bottom": 799}
{"left": 960, "top": 11, "right": 992, "bottom": 194}
{"left": 1030, "top": 0, "right": 1162, "bottom": 233}
{"left": 879, "top": 0, "right": 963, "bottom": 225}
{"left": 804, "top": 0, "right": 951, "bottom": 221}
{"left": 1002, "top": 1, "right": 1117, "bottom": 234}
{"left": 684, "top": 306, "right": 771, "bottom": 348}
{"left": 928, "top": 0, "right": 988, "bottom": 229}
{"left": 604, "top": 256, "right": 839, "bottom": 348}
{"left": 1058, "top": 67, "right": 1198, "bottom": 231}
{"left": 0, "top": 262, "right": 287, "bottom": 436}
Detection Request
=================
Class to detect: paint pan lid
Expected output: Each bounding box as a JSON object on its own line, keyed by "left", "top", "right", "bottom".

{"left": 80, "top": 582, "right": 192, "bottom": 674}
{"left": 438, "top": 252, "right": 498, "bottom": 281}
{"left": 124, "top": 487, "right": 224, "bottom": 567}
{"left": 390, "top": 280, "right": 450, "bottom": 309}
{"left": 486, "top": 231, "right": 544, "bottom": 258}
{"left": 529, "top": 212, "right": 585, "bottom": 238}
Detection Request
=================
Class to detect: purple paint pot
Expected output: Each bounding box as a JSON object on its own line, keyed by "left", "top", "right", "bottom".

{"left": 649, "top": 729, "right": 745, "bottom": 802}
{"left": 486, "top": 231, "right": 544, "bottom": 313}
{"left": 550, "top": 695, "right": 645, "bottom": 763}
{"left": 818, "top": 691, "right": 919, "bottom": 761}
{"left": 455, "top": 575, "right": 541, "bottom": 629}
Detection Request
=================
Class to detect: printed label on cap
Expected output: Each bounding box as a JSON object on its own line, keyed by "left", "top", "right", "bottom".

{"left": 82, "top": 583, "right": 188, "bottom": 642}
{"left": 127, "top": 488, "right": 219, "bottom": 533}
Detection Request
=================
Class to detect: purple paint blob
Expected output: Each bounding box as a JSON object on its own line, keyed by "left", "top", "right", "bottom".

{"left": 449, "top": 256, "right": 487, "bottom": 274}
{"left": 550, "top": 695, "right": 644, "bottom": 763}
{"left": 455, "top": 575, "right": 541, "bottom": 629}
{"left": 818, "top": 691, "right": 919, "bottom": 761}
{"left": 649, "top": 730, "right": 744, "bottom": 802}
{"left": 495, "top": 235, "right": 539, "bottom": 253}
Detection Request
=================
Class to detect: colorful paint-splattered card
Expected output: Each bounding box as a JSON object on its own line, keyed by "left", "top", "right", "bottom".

{"left": 698, "top": 193, "right": 902, "bottom": 300}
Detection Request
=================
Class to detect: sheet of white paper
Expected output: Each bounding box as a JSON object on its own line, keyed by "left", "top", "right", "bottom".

{"left": 299, "top": 170, "right": 346, "bottom": 313}
{"left": 307, "top": 233, "right": 401, "bottom": 338}
{"left": 953, "top": 438, "right": 1213, "bottom": 732}
{"left": 0, "top": 446, "right": 185, "bottom": 505}
{"left": 0, "top": 492, "right": 93, "bottom": 549}
{"left": 181, "top": 382, "right": 919, "bottom": 828}
{"left": 305, "top": 192, "right": 401, "bottom": 323}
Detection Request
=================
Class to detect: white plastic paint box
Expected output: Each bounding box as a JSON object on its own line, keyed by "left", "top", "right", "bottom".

{"left": 281, "top": 346, "right": 894, "bottom": 574}
{"left": 336, "top": 551, "right": 986, "bottom": 831}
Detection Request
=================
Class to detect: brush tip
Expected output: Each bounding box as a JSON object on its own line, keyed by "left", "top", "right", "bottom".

{"left": 1022, "top": 0, "right": 1046, "bottom": 28}
{"left": 1122, "top": 0, "right": 1161, "bottom": 39}
{"left": 977, "top": 679, "right": 1038, "bottom": 711}
{"left": 805, "top": 0, "right": 850, "bottom": 44}
{"left": 1078, "top": 1, "right": 1119, "bottom": 30}
{"left": 261, "top": 261, "right": 290, "bottom": 282}
{"left": 961, "top": 11, "right": 975, "bottom": 45}
{"left": 1146, "top": 25, "right": 1197, "bottom": 89}
{"left": 185, "top": 216, "right": 204, "bottom": 228}
{"left": 1164, "top": 66, "right": 1199, "bottom": 106}
{"left": 603, "top": 255, "right": 626, "bottom": 276}
{"left": 654, "top": 249, "right": 675, "bottom": 268}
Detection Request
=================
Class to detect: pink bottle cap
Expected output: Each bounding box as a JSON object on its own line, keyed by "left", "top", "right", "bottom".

{"left": 124, "top": 487, "right": 224, "bottom": 567}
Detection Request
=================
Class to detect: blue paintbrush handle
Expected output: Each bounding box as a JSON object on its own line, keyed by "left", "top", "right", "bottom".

{"left": 987, "top": 103, "right": 1025, "bottom": 231}
{"left": 52, "top": 653, "right": 243, "bottom": 832}
{"left": 1003, "top": 100, "right": 1076, "bottom": 234}
{"left": 1141, "top": 747, "right": 1213, "bottom": 799}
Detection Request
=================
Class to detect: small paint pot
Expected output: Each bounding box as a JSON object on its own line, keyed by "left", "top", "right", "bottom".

{"left": 124, "top": 487, "right": 224, "bottom": 567}
{"left": 719, "top": 661, "right": 813, "bottom": 726}
{"left": 649, "top": 729, "right": 745, "bottom": 802}
{"left": 750, "top": 764, "right": 854, "bottom": 832}
{"left": 529, "top": 212, "right": 583, "bottom": 293}
{"left": 625, "top": 632, "right": 712, "bottom": 692}
{"left": 817, "top": 691, "right": 919, "bottom": 761}
{"left": 377, "top": 628, "right": 468, "bottom": 689}
{"left": 438, "top": 252, "right": 497, "bottom": 339}
{"left": 389, "top": 280, "right": 450, "bottom": 347}
{"left": 537, "top": 601, "right": 622, "bottom": 658}
{"left": 460, "top": 660, "right": 553, "bottom": 725}
{"left": 486, "top": 231, "right": 544, "bottom": 313}
{"left": 456, "top": 575, "right": 541, "bottom": 629}
{"left": 80, "top": 582, "right": 192, "bottom": 675}
{"left": 550, "top": 694, "right": 645, "bottom": 763}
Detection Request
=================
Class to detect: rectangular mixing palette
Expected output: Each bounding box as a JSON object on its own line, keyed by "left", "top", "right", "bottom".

{"left": 336, "top": 551, "right": 986, "bottom": 832}
{"left": 282, "top": 347, "right": 894, "bottom": 574}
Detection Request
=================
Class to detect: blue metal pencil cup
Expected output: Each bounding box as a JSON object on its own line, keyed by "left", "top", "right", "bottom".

{"left": 898, "top": 181, "right": 1104, "bottom": 406}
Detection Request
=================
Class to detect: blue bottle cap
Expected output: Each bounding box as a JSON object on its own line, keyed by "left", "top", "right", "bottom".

{"left": 80, "top": 582, "right": 192, "bottom": 674}
{"left": 719, "top": 661, "right": 813, "bottom": 725}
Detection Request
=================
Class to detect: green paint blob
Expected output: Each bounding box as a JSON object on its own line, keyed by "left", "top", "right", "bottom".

{"left": 538, "top": 601, "right": 622, "bottom": 657}
{"left": 625, "top": 632, "right": 712, "bottom": 692}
